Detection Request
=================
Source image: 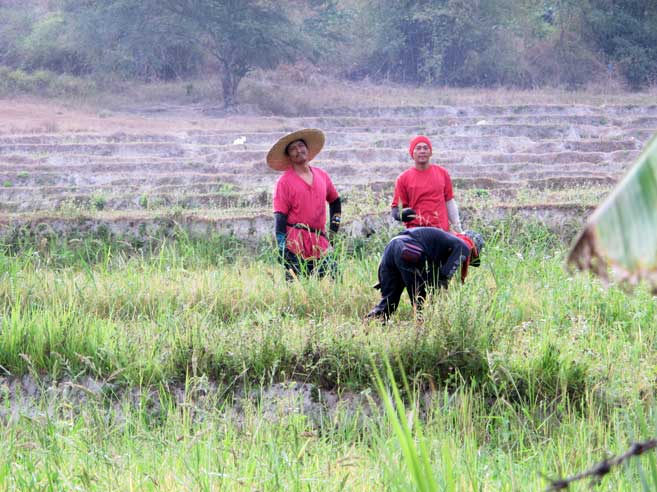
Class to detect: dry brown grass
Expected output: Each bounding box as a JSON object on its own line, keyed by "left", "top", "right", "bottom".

{"left": 239, "top": 65, "right": 657, "bottom": 112}
{"left": 4, "top": 67, "right": 654, "bottom": 127}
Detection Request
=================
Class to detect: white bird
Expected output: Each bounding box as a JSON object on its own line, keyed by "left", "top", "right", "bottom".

{"left": 475, "top": 120, "right": 488, "bottom": 126}
{"left": 232, "top": 136, "right": 246, "bottom": 145}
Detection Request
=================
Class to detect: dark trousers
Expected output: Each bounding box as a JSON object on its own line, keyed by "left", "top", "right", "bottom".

{"left": 370, "top": 235, "right": 468, "bottom": 318}
{"left": 371, "top": 238, "right": 429, "bottom": 317}
{"left": 283, "top": 249, "right": 337, "bottom": 281}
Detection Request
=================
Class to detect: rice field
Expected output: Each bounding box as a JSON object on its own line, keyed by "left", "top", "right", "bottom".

{"left": 2, "top": 220, "right": 657, "bottom": 491}
{"left": 2, "top": 89, "right": 657, "bottom": 490}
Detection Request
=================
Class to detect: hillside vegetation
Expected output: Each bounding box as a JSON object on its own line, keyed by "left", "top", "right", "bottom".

{"left": 1, "top": 0, "right": 656, "bottom": 106}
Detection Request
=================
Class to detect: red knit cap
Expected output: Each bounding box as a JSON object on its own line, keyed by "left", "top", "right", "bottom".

{"left": 409, "top": 135, "right": 432, "bottom": 158}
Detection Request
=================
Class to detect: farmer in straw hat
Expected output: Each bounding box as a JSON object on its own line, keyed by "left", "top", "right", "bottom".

{"left": 365, "top": 227, "right": 484, "bottom": 322}
{"left": 267, "top": 128, "right": 341, "bottom": 280}
{"left": 392, "top": 135, "right": 463, "bottom": 233}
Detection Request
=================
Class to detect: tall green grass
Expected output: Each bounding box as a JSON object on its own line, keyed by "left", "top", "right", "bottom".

{"left": 1, "top": 375, "right": 657, "bottom": 490}
{"left": 2, "top": 222, "right": 654, "bottom": 399}
{"left": 2, "top": 220, "right": 657, "bottom": 490}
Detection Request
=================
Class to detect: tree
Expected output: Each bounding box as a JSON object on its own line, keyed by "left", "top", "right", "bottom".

{"left": 439, "top": 0, "right": 542, "bottom": 87}
{"left": 350, "top": 0, "right": 451, "bottom": 84}
{"left": 349, "top": 0, "right": 549, "bottom": 87}
{"left": 0, "top": 4, "right": 36, "bottom": 68}
{"left": 584, "top": 0, "right": 657, "bottom": 89}
{"left": 62, "top": 0, "right": 202, "bottom": 81}
{"left": 160, "top": 0, "right": 302, "bottom": 107}
{"left": 63, "top": 0, "right": 305, "bottom": 106}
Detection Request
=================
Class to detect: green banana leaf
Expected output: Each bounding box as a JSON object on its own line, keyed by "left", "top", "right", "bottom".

{"left": 568, "top": 133, "right": 657, "bottom": 286}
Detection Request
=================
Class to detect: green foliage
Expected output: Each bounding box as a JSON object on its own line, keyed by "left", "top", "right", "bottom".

{"left": 569, "top": 134, "right": 657, "bottom": 286}
{"left": 440, "top": 0, "right": 537, "bottom": 86}
{"left": 1, "top": 0, "right": 656, "bottom": 91}
{"left": 300, "top": 0, "right": 352, "bottom": 64}
{"left": 158, "top": 0, "right": 306, "bottom": 106}
{"left": 0, "top": 66, "right": 95, "bottom": 96}
{"left": 527, "top": 31, "right": 605, "bottom": 89}
{"left": 348, "top": 0, "right": 550, "bottom": 86}
{"left": 91, "top": 194, "right": 107, "bottom": 211}
{"left": 0, "top": 5, "right": 38, "bottom": 68}
{"left": 5, "top": 217, "right": 657, "bottom": 487}
{"left": 372, "top": 358, "right": 439, "bottom": 492}
{"left": 18, "top": 12, "right": 88, "bottom": 75}
{"left": 62, "top": 0, "right": 203, "bottom": 81}
{"left": 490, "top": 342, "right": 589, "bottom": 408}
{"left": 586, "top": 0, "right": 657, "bottom": 89}
{"left": 343, "top": 0, "right": 623, "bottom": 88}
{"left": 346, "top": 0, "right": 449, "bottom": 83}
{"left": 138, "top": 194, "right": 149, "bottom": 209}
{"left": 3, "top": 221, "right": 657, "bottom": 489}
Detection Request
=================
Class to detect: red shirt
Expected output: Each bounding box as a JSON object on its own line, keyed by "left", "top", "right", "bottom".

{"left": 273, "top": 166, "right": 339, "bottom": 259}
{"left": 391, "top": 164, "right": 454, "bottom": 230}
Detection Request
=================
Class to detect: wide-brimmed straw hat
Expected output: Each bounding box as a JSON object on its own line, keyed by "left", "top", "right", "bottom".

{"left": 266, "top": 129, "right": 325, "bottom": 171}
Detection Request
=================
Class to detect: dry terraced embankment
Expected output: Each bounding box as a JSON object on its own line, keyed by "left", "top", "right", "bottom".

{"left": 1, "top": 102, "right": 656, "bottom": 242}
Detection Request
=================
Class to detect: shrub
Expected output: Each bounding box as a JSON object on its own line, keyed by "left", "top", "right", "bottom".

{"left": 445, "top": 31, "right": 534, "bottom": 87}
{"left": 139, "top": 194, "right": 149, "bottom": 209}
{"left": 239, "top": 78, "right": 313, "bottom": 116}
{"left": 0, "top": 66, "right": 95, "bottom": 97}
{"left": 526, "top": 32, "right": 605, "bottom": 89}
{"left": 586, "top": 2, "right": 657, "bottom": 89}
{"left": 615, "top": 42, "right": 657, "bottom": 90}
{"left": 91, "top": 194, "right": 107, "bottom": 211}
{"left": 19, "top": 12, "right": 88, "bottom": 75}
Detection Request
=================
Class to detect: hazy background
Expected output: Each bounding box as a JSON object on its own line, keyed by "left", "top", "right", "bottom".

{"left": 0, "top": 0, "right": 655, "bottom": 108}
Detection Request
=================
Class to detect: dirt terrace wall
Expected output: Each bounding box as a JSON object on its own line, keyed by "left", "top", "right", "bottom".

{"left": 0, "top": 204, "right": 594, "bottom": 247}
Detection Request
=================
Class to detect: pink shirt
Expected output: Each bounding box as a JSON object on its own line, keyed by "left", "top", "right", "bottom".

{"left": 273, "top": 166, "right": 339, "bottom": 259}
{"left": 391, "top": 164, "right": 454, "bottom": 230}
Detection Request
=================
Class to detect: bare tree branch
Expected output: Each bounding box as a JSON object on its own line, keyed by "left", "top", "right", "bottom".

{"left": 544, "top": 439, "right": 657, "bottom": 491}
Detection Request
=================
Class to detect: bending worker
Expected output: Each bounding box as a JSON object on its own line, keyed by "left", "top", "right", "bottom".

{"left": 392, "top": 135, "right": 462, "bottom": 232}
{"left": 267, "top": 128, "right": 341, "bottom": 280}
{"left": 366, "top": 227, "right": 483, "bottom": 321}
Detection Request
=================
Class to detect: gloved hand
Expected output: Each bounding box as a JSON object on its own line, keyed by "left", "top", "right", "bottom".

{"left": 329, "top": 214, "right": 341, "bottom": 233}
{"left": 401, "top": 208, "right": 417, "bottom": 222}
{"left": 364, "top": 308, "right": 387, "bottom": 323}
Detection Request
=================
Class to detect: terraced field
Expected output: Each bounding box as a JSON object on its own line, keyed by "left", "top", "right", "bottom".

{"left": 1, "top": 98, "right": 656, "bottom": 241}
{"left": 4, "top": 95, "right": 657, "bottom": 491}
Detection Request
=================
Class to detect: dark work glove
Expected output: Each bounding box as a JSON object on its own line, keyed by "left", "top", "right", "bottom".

{"left": 401, "top": 208, "right": 417, "bottom": 223}
{"left": 329, "top": 214, "right": 341, "bottom": 234}
{"left": 364, "top": 308, "right": 387, "bottom": 323}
